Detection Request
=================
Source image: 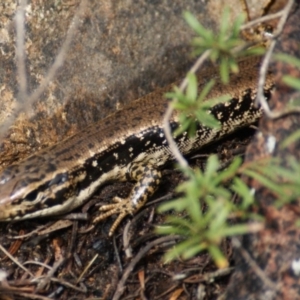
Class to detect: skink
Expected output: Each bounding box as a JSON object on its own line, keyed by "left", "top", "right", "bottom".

{"left": 0, "top": 56, "right": 274, "bottom": 236}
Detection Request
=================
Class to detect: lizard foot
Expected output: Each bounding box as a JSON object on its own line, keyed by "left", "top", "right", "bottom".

{"left": 93, "top": 196, "right": 135, "bottom": 236}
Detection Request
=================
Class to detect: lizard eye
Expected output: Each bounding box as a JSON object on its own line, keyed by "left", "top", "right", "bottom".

{"left": 26, "top": 190, "right": 39, "bottom": 202}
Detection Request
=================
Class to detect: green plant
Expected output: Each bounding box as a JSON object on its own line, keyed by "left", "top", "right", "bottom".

{"left": 157, "top": 156, "right": 260, "bottom": 268}
{"left": 158, "top": 10, "right": 300, "bottom": 268}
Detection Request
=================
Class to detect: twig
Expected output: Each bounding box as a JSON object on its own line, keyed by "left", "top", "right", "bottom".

{"left": 240, "top": 10, "right": 284, "bottom": 31}
{"left": 8, "top": 292, "right": 52, "bottom": 300}
{"left": 112, "top": 235, "right": 180, "bottom": 300}
{"left": 23, "top": 261, "right": 53, "bottom": 270}
{"left": 0, "top": 0, "right": 87, "bottom": 139}
{"left": 26, "top": 0, "right": 87, "bottom": 110}
{"left": 113, "top": 235, "right": 123, "bottom": 272}
{"left": 35, "top": 257, "right": 65, "bottom": 291}
{"left": 231, "top": 237, "right": 279, "bottom": 292}
{"left": 50, "top": 276, "right": 87, "bottom": 293}
{"left": 162, "top": 50, "right": 211, "bottom": 169}
{"left": 16, "top": 0, "right": 28, "bottom": 104}
{"left": 123, "top": 220, "right": 133, "bottom": 258}
{"left": 256, "top": 0, "right": 295, "bottom": 118}
{"left": 76, "top": 254, "right": 98, "bottom": 284}
{"left": 0, "top": 244, "right": 34, "bottom": 278}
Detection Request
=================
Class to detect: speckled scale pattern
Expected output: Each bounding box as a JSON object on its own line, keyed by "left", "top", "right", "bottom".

{"left": 0, "top": 56, "right": 274, "bottom": 235}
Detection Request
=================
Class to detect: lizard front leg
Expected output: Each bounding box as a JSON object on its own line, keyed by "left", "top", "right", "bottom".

{"left": 93, "top": 162, "right": 162, "bottom": 236}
